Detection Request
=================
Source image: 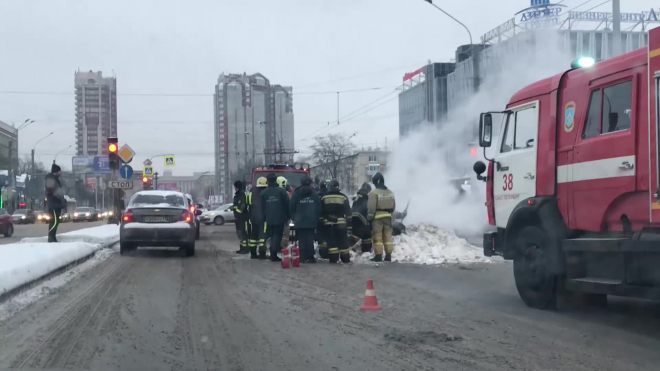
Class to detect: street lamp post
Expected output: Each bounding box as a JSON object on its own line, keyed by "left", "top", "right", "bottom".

{"left": 30, "top": 132, "right": 54, "bottom": 207}
{"left": 423, "top": 0, "right": 479, "bottom": 91}
{"left": 54, "top": 144, "right": 73, "bottom": 164}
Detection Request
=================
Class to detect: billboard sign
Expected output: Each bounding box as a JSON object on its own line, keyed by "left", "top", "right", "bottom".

{"left": 86, "top": 176, "right": 97, "bottom": 190}
{"left": 93, "top": 156, "right": 111, "bottom": 173}
{"left": 72, "top": 156, "right": 94, "bottom": 174}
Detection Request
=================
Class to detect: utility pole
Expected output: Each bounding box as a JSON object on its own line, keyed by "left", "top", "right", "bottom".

{"left": 612, "top": 0, "right": 621, "bottom": 57}
{"left": 30, "top": 149, "right": 34, "bottom": 207}
{"left": 154, "top": 172, "right": 159, "bottom": 189}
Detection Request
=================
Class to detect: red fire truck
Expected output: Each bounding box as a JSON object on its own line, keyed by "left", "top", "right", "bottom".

{"left": 473, "top": 28, "right": 660, "bottom": 309}
{"left": 250, "top": 163, "right": 311, "bottom": 192}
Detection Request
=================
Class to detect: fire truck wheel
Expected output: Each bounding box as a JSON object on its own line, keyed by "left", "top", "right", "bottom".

{"left": 513, "top": 226, "right": 556, "bottom": 309}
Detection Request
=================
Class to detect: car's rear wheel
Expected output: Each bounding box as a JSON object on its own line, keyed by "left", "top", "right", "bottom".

{"left": 120, "top": 242, "right": 135, "bottom": 256}
{"left": 184, "top": 241, "right": 195, "bottom": 257}
{"left": 213, "top": 216, "right": 225, "bottom": 226}
{"left": 4, "top": 224, "right": 13, "bottom": 237}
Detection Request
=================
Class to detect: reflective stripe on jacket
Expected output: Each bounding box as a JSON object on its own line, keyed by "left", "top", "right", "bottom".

{"left": 367, "top": 188, "right": 396, "bottom": 221}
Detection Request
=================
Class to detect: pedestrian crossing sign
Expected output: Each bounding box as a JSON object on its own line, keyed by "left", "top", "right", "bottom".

{"left": 164, "top": 156, "right": 175, "bottom": 166}
{"left": 143, "top": 166, "right": 154, "bottom": 177}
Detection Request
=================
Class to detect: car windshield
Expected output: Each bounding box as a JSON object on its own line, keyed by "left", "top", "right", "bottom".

{"left": 13, "top": 210, "right": 27, "bottom": 215}
{"left": 131, "top": 194, "right": 185, "bottom": 208}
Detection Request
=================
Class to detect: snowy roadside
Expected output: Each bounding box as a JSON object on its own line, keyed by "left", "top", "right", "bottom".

{"left": 352, "top": 224, "right": 499, "bottom": 265}
{"left": 0, "top": 225, "right": 120, "bottom": 300}
{"left": 0, "top": 247, "right": 116, "bottom": 322}
{"left": 20, "top": 224, "right": 120, "bottom": 246}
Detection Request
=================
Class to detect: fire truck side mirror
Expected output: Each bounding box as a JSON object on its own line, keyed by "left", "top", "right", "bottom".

{"left": 473, "top": 161, "right": 487, "bottom": 182}
{"left": 479, "top": 113, "right": 493, "bottom": 148}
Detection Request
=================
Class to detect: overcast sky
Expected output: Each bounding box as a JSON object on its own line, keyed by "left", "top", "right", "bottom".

{"left": 0, "top": 0, "right": 656, "bottom": 175}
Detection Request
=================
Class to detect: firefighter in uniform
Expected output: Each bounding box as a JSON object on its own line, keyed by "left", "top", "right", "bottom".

{"left": 321, "top": 180, "right": 351, "bottom": 264}
{"left": 350, "top": 183, "right": 372, "bottom": 254}
{"left": 317, "top": 181, "right": 329, "bottom": 259}
{"left": 367, "top": 173, "right": 396, "bottom": 262}
{"left": 233, "top": 180, "right": 249, "bottom": 254}
{"left": 277, "top": 176, "right": 291, "bottom": 249}
{"left": 248, "top": 177, "right": 268, "bottom": 259}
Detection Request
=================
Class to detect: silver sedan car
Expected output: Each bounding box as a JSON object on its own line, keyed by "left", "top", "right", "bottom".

{"left": 200, "top": 203, "right": 235, "bottom": 226}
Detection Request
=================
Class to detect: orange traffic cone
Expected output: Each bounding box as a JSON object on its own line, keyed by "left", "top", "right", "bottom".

{"left": 360, "top": 280, "right": 381, "bottom": 311}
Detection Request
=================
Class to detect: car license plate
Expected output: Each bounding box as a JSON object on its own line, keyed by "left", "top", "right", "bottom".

{"left": 144, "top": 216, "right": 169, "bottom": 223}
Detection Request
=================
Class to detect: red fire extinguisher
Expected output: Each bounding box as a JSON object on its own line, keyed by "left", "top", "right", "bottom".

{"left": 291, "top": 242, "right": 300, "bottom": 268}
{"left": 281, "top": 245, "right": 290, "bottom": 269}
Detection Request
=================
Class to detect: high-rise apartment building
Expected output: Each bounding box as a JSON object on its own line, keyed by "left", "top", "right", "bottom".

{"left": 75, "top": 70, "right": 117, "bottom": 156}
{"left": 213, "top": 72, "right": 294, "bottom": 200}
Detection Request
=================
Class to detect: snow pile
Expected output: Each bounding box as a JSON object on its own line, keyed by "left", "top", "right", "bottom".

{"left": 20, "top": 224, "right": 120, "bottom": 246}
{"left": 0, "top": 241, "right": 103, "bottom": 297}
{"left": 353, "top": 224, "right": 494, "bottom": 265}
{"left": 0, "top": 246, "right": 115, "bottom": 321}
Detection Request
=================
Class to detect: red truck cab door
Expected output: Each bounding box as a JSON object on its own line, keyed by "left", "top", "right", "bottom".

{"left": 570, "top": 71, "right": 638, "bottom": 231}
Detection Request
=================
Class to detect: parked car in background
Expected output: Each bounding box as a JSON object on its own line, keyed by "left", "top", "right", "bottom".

{"left": 12, "top": 209, "right": 36, "bottom": 224}
{"left": 72, "top": 207, "right": 96, "bottom": 222}
{"left": 59, "top": 212, "right": 71, "bottom": 223}
{"left": 37, "top": 210, "right": 51, "bottom": 223}
{"left": 0, "top": 209, "right": 14, "bottom": 237}
{"left": 119, "top": 190, "right": 197, "bottom": 256}
{"left": 200, "top": 203, "right": 235, "bottom": 226}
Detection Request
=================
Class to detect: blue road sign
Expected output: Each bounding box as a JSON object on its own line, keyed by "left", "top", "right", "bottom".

{"left": 120, "top": 164, "right": 134, "bottom": 179}
{"left": 93, "top": 156, "right": 111, "bottom": 173}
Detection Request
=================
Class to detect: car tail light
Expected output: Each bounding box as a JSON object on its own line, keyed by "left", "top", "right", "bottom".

{"left": 180, "top": 210, "right": 193, "bottom": 223}
{"left": 122, "top": 209, "right": 135, "bottom": 223}
{"left": 190, "top": 205, "right": 196, "bottom": 213}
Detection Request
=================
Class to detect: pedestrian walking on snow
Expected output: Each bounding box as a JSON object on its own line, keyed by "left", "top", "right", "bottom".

{"left": 45, "top": 164, "right": 65, "bottom": 243}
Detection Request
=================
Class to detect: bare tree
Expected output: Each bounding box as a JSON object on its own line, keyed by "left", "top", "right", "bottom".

{"left": 310, "top": 133, "right": 355, "bottom": 180}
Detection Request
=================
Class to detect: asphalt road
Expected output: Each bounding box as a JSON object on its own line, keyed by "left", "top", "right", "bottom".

{"left": 1, "top": 226, "right": 660, "bottom": 370}
{"left": 0, "top": 220, "right": 108, "bottom": 245}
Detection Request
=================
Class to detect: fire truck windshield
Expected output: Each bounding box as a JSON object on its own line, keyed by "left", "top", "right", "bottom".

{"left": 252, "top": 171, "right": 308, "bottom": 188}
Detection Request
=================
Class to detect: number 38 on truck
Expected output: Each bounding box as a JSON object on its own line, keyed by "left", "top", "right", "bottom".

{"left": 473, "top": 28, "right": 660, "bottom": 309}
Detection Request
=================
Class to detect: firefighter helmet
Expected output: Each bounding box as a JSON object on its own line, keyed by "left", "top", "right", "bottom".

{"left": 372, "top": 172, "right": 385, "bottom": 186}
{"left": 277, "top": 176, "right": 288, "bottom": 189}
{"left": 256, "top": 176, "right": 268, "bottom": 188}
{"left": 329, "top": 179, "right": 340, "bottom": 191}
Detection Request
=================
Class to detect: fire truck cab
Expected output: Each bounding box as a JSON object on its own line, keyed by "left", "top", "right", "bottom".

{"left": 473, "top": 28, "right": 660, "bottom": 309}
{"left": 250, "top": 163, "right": 310, "bottom": 192}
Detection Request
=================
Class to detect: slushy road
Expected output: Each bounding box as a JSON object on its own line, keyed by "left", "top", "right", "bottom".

{"left": 1, "top": 225, "right": 659, "bottom": 370}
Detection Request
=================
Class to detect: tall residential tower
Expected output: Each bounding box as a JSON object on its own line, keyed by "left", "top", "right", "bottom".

{"left": 213, "top": 72, "right": 294, "bottom": 200}
{"left": 75, "top": 70, "right": 117, "bottom": 156}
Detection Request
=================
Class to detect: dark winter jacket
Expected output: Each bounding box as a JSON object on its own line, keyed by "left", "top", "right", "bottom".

{"left": 261, "top": 184, "right": 290, "bottom": 226}
{"left": 45, "top": 173, "right": 64, "bottom": 210}
{"left": 248, "top": 188, "right": 265, "bottom": 224}
{"left": 321, "top": 189, "right": 350, "bottom": 225}
{"left": 290, "top": 184, "right": 321, "bottom": 229}
{"left": 351, "top": 192, "right": 369, "bottom": 226}
{"left": 233, "top": 189, "right": 248, "bottom": 220}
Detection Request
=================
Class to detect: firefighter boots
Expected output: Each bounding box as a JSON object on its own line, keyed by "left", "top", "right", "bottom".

{"left": 371, "top": 254, "right": 382, "bottom": 262}
{"left": 340, "top": 253, "right": 351, "bottom": 264}
{"left": 384, "top": 253, "right": 392, "bottom": 262}
{"left": 250, "top": 247, "right": 258, "bottom": 259}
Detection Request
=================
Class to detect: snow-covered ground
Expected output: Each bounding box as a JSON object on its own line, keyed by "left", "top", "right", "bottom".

{"left": 1, "top": 225, "right": 120, "bottom": 298}
{"left": 352, "top": 224, "right": 498, "bottom": 265}
{"left": 0, "top": 247, "right": 116, "bottom": 322}
{"left": 20, "top": 224, "right": 120, "bottom": 246}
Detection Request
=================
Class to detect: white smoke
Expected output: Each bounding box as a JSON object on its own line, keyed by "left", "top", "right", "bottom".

{"left": 386, "top": 30, "right": 574, "bottom": 236}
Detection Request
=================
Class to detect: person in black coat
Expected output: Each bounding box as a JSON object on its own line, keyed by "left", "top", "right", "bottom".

{"left": 320, "top": 180, "right": 351, "bottom": 264}
{"left": 45, "top": 164, "right": 64, "bottom": 243}
{"left": 351, "top": 183, "right": 372, "bottom": 253}
{"left": 260, "top": 173, "right": 290, "bottom": 261}
{"left": 290, "top": 176, "right": 321, "bottom": 263}
{"left": 233, "top": 180, "right": 249, "bottom": 254}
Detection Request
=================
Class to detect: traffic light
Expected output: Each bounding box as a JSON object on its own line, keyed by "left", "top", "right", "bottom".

{"left": 142, "top": 176, "right": 152, "bottom": 190}
{"left": 108, "top": 137, "right": 119, "bottom": 170}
